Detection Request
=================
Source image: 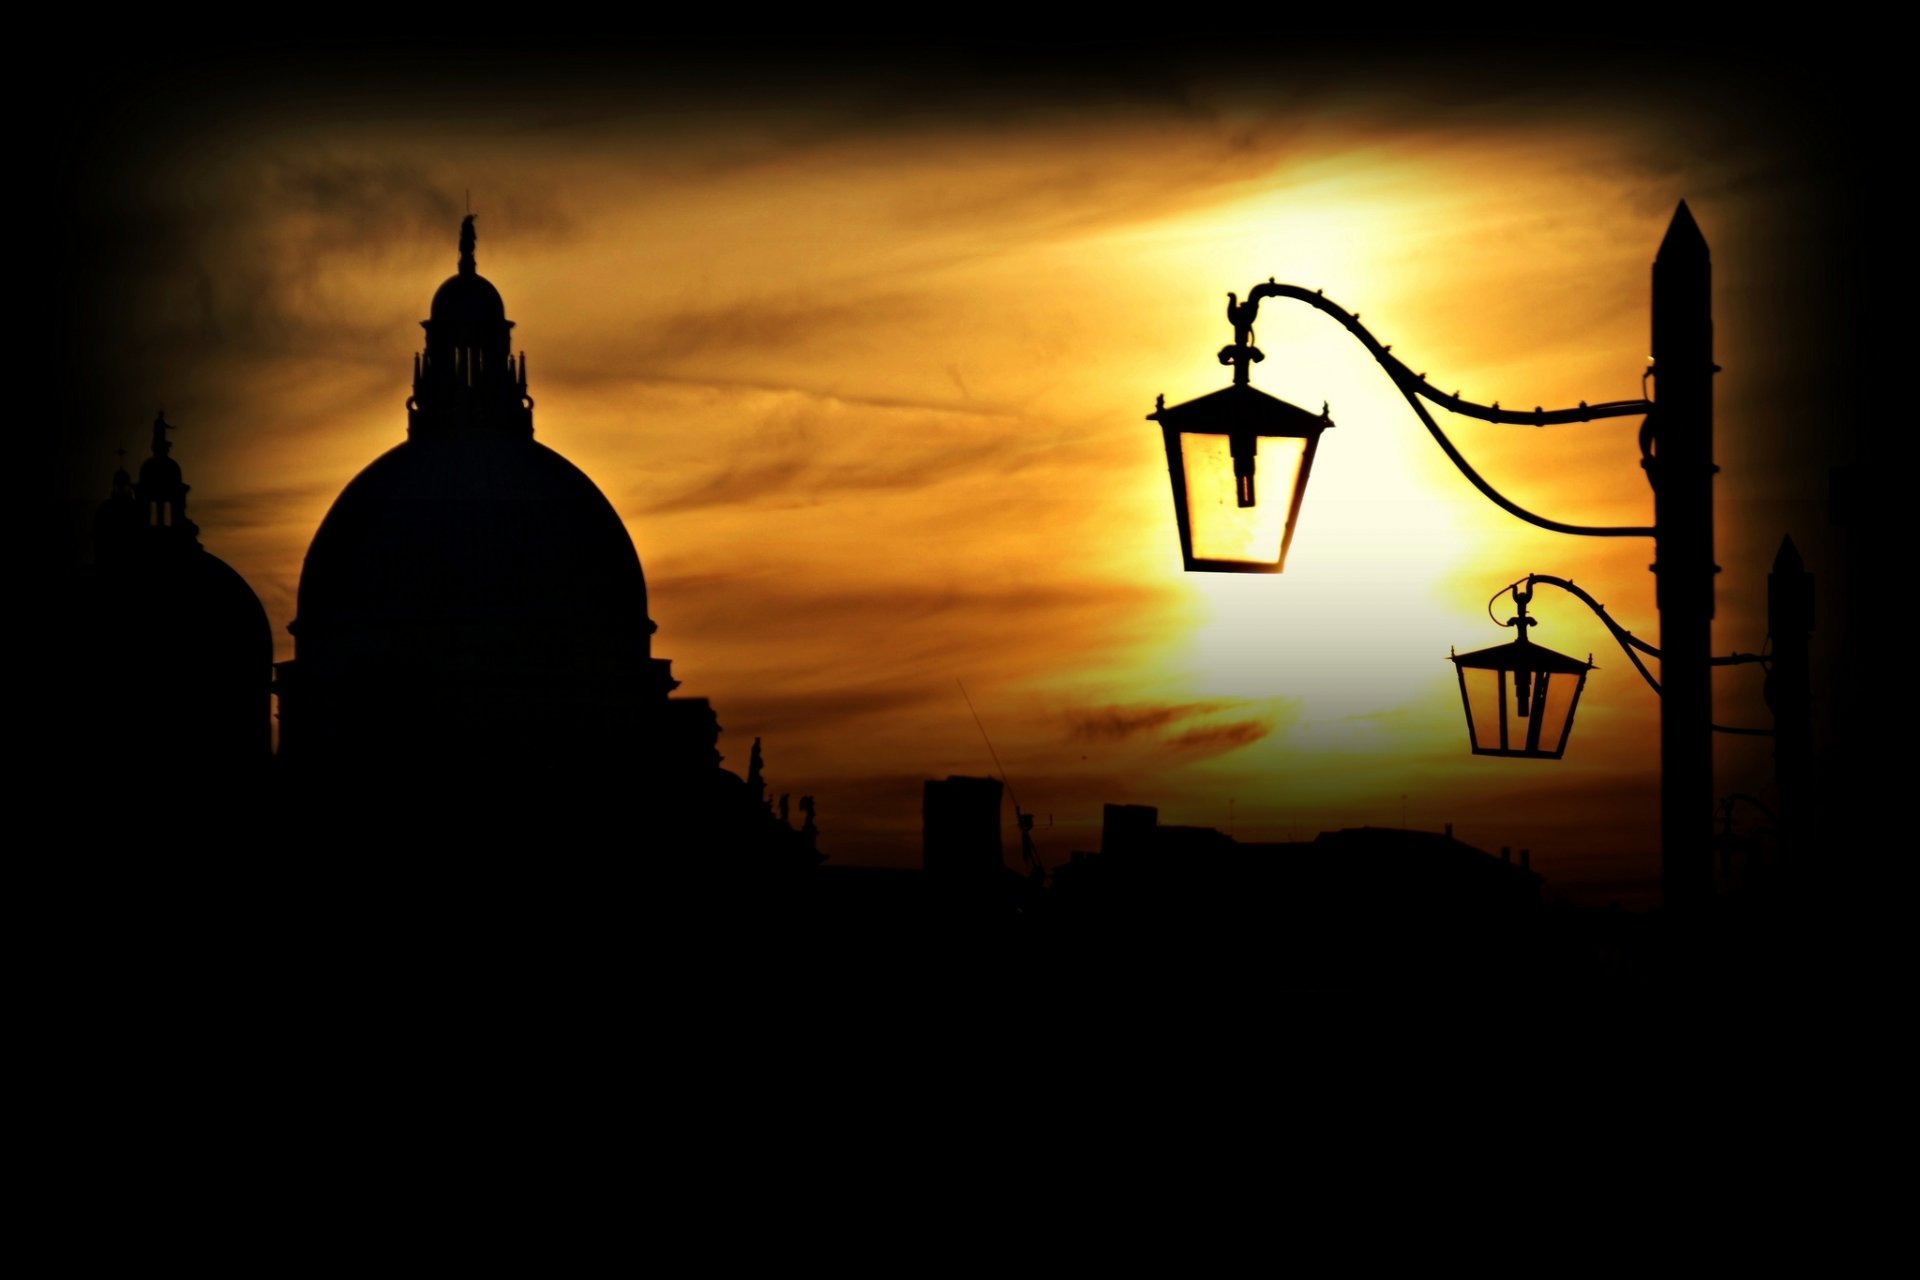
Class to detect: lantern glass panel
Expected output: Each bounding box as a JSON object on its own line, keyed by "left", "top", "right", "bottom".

{"left": 1179, "top": 433, "right": 1306, "bottom": 567}
{"left": 1533, "top": 668, "right": 1583, "bottom": 757}
{"left": 1460, "top": 666, "right": 1505, "bottom": 753}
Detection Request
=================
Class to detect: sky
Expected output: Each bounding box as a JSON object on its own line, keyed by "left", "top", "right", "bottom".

{"left": 49, "top": 43, "right": 1864, "bottom": 903}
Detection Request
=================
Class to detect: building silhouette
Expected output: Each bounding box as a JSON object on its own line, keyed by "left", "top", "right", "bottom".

{"left": 61, "top": 413, "right": 272, "bottom": 816}
{"left": 277, "top": 216, "right": 694, "bottom": 784}
{"left": 1046, "top": 805, "right": 1548, "bottom": 982}
{"left": 922, "top": 776, "right": 1005, "bottom": 877}
{"left": 57, "top": 217, "right": 814, "bottom": 876}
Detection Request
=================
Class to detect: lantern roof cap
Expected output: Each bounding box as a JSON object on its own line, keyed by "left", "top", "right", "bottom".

{"left": 1449, "top": 635, "right": 1594, "bottom": 675}
{"left": 1149, "top": 383, "right": 1333, "bottom": 434}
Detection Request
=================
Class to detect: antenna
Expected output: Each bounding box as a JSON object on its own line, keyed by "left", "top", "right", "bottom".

{"left": 958, "top": 679, "right": 1046, "bottom": 879}
{"left": 956, "top": 678, "right": 1017, "bottom": 812}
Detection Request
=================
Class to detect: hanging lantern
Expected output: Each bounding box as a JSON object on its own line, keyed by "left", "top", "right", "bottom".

{"left": 1450, "top": 621, "right": 1595, "bottom": 760}
{"left": 1150, "top": 385, "right": 1332, "bottom": 573}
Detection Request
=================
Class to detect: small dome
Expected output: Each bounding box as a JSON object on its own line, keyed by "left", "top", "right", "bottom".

{"left": 429, "top": 271, "right": 507, "bottom": 329}
{"left": 62, "top": 544, "right": 273, "bottom": 770}
{"left": 140, "top": 453, "right": 182, "bottom": 486}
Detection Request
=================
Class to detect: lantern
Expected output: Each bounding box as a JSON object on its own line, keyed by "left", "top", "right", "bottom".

{"left": 1150, "top": 385, "right": 1332, "bottom": 573}
{"left": 1450, "top": 629, "right": 1594, "bottom": 760}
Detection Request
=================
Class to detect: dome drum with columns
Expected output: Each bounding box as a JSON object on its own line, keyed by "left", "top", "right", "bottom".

{"left": 409, "top": 215, "right": 532, "bottom": 442}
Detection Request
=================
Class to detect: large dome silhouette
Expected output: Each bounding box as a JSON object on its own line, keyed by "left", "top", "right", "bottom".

{"left": 279, "top": 216, "right": 676, "bottom": 775}
{"left": 298, "top": 434, "right": 651, "bottom": 648}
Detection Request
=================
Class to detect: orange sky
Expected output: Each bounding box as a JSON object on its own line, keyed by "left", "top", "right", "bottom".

{"left": 52, "top": 46, "right": 1860, "bottom": 903}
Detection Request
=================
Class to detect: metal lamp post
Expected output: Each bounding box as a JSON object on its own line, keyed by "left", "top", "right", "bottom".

{"left": 1152, "top": 203, "right": 1716, "bottom": 910}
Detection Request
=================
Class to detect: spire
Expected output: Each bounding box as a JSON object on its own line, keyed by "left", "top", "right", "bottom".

{"left": 1773, "top": 533, "right": 1804, "bottom": 576}
{"left": 1658, "top": 200, "right": 1708, "bottom": 265}
{"left": 458, "top": 214, "right": 477, "bottom": 276}
{"left": 135, "top": 411, "right": 197, "bottom": 545}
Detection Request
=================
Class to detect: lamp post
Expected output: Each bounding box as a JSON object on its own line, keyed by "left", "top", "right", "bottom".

{"left": 1151, "top": 203, "right": 1717, "bottom": 911}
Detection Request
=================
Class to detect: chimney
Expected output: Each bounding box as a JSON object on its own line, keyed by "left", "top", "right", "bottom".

{"left": 1444, "top": 823, "right": 1454, "bottom": 840}
{"left": 1520, "top": 848, "right": 1532, "bottom": 871}
{"left": 1500, "top": 845, "right": 1511, "bottom": 864}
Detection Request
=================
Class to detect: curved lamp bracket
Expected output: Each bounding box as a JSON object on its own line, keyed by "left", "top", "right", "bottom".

{"left": 1227, "top": 282, "right": 1657, "bottom": 539}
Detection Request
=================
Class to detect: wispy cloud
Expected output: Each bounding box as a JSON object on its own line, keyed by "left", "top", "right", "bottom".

{"left": 1065, "top": 701, "right": 1236, "bottom": 743}
{"left": 1167, "top": 719, "right": 1273, "bottom": 754}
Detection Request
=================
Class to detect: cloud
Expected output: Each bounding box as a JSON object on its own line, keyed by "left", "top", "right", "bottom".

{"left": 1059, "top": 701, "right": 1287, "bottom": 764}
{"left": 1166, "top": 720, "right": 1273, "bottom": 754}
{"left": 1066, "top": 701, "right": 1235, "bottom": 743}
{"left": 650, "top": 573, "right": 1166, "bottom": 651}
{"left": 715, "top": 685, "right": 942, "bottom": 738}
{"left": 188, "top": 484, "right": 339, "bottom": 532}
{"left": 621, "top": 291, "right": 924, "bottom": 368}
{"left": 639, "top": 427, "right": 1015, "bottom": 514}
{"left": 577, "top": 379, "right": 1047, "bottom": 517}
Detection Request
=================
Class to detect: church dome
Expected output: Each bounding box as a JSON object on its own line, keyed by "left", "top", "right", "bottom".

{"left": 281, "top": 215, "right": 675, "bottom": 775}
{"left": 124, "top": 547, "right": 273, "bottom": 675}
{"left": 62, "top": 437, "right": 273, "bottom": 784}
{"left": 297, "top": 432, "right": 650, "bottom": 637}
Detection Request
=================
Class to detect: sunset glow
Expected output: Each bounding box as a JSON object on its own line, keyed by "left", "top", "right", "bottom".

{"left": 54, "top": 49, "right": 1854, "bottom": 905}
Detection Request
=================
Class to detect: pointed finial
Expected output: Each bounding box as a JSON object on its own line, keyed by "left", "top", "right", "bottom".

{"left": 151, "top": 411, "right": 173, "bottom": 454}
{"left": 1773, "top": 534, "right": 1804, "bottom": 575}
{"left": 458, "top": 214, "right": 477, "bottom": 275}
{"left": 1658, "top": 200, "right": 1707, "bottom": 261}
